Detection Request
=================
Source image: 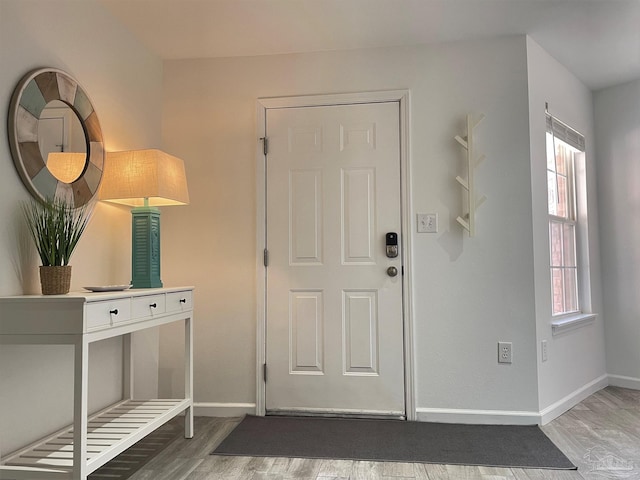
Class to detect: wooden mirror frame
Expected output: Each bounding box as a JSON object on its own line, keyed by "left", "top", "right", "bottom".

{"left": 7, "top": 68, "right": 104, "bottom": 208}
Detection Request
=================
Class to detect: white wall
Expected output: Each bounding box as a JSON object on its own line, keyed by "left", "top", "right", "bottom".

{"left": 526, "top": 37, "right": 607, "bottom": 415}
{"left": 160, "top": 35, "right": 542, "bottom": 419}
{"left": 0, "top": 0, "right": 163, "bottom": 455}
{"left": 594, "top": 79, "right": 640, "bottom": 389}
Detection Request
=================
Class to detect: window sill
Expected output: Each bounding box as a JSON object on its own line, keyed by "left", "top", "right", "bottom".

{"left": 551, "top": 313, "right": 597, "bottom": 335}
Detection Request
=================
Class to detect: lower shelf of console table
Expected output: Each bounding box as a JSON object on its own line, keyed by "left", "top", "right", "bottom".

{"left": 1, "top": 399, "right": 189, "bottom": 479}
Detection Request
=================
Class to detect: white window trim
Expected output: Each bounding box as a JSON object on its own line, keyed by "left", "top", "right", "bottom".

{"left": 545, "top": 112, "right": 597, "bottom": 333}
{"left": 552, "top": 313, "right": 597, "bottom": 335}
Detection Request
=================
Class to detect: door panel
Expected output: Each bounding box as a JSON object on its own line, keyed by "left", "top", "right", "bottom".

{"left": 265, "top": 102, "right": 404, "bottom": 417}
{"left": 343, "top": 289, "right": 378, "bottom": 375}
{"left": 290, "top": 169, "right": 322, "bottom": 264}
{"left": 290, "top": 290, "right": 323, "bottom": 373}
{"left": 342, "top": 168, "right": 376, "bottom": 264}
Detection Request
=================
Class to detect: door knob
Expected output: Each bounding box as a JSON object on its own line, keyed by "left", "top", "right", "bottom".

{"left": 387, "top": 266, "right": 398, "bottom": 277}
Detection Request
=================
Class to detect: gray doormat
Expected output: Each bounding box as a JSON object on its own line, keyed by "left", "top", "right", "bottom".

{"left": 212, "top": 415, "right": 576, "bottom": 470}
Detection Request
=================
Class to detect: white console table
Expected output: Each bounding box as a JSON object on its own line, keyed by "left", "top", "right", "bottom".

{"left": 0, "top": 287, "right": 194, "bottom": 480}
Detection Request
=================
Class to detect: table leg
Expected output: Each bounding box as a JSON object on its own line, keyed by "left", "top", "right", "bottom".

{"left": 123, "top": 333, "right": 133, "bottom": 399}
{"left": 184, "top": 316, "right": 193, "bottom": 438}
{"left": 73, "top": 337, "right": 89, "bottom": 480}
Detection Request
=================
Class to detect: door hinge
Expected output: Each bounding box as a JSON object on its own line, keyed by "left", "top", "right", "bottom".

{"left": 263, "top": 248, "right": 269, "bottom": 267}
{"left": 260, "top": 137, "right": 268, "bottom": 156}
{"left": 263, "top": 363, "right": 267, "bottom": 382}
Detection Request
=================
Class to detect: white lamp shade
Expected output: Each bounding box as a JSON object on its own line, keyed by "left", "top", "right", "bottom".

{"left": 99, "top": 149, "right": 190, "bottom": 207}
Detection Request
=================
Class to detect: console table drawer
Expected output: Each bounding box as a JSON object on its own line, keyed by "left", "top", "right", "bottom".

{"left": 86, "top": 299, "right": 131, "bottom": 330}
{"left": 167, "top": 291, "right": 193, "bottom": 312}
{"left": 132, "top": 294, "right": 167, "bottom": 320}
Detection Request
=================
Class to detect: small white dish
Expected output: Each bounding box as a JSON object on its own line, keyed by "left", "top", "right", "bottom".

{"left": 84, "top": 285, "right": 132, "bottom": 292}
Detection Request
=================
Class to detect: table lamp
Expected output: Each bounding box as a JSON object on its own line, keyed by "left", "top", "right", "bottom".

{"left": 99, "top": 149, "right": 189, "bottom": 288}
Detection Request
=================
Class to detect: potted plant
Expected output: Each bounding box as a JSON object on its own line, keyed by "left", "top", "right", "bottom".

{"left": 22, "top": 196, "right": 92, "bottom": 295}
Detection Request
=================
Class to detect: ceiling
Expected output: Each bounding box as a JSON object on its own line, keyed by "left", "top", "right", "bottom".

{"left": 99, "top": 0, "right": 640, "bottom": 91}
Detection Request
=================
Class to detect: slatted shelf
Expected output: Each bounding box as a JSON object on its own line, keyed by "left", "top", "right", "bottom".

{"left": 0, "top": 399, "right": 189, "bottom": 479}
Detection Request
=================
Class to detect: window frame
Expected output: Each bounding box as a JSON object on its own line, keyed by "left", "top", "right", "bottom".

{"left": 545, "top": 114, "right": 586, "bottom": 318}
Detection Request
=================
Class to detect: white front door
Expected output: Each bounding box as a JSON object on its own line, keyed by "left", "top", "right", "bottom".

{"left": 265, "top": 101, "right": 405, "bottom": 417}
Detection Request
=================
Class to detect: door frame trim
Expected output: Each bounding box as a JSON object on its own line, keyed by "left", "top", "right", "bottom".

{"left": 255, "top": 90, "right": 415, "bottom": 420}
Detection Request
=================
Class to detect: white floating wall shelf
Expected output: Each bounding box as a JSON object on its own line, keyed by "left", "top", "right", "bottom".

{"left": 454, "top": 113, "right": 486, "bottom": 236}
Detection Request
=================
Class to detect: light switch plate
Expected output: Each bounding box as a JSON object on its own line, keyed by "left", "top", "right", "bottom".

{"left": 417, "top": 213, "right": 438, "bottom": 233}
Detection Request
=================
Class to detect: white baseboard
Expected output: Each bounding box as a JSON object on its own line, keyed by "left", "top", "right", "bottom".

{"left": 195, "top": 374, "right": 627, "bottom": 422}
{"left": 539, "top": 374, "right": 609, "bottom": 425}
{"left": 194, "top": 402, "right": 256, "bottom": 417}
{"left": 415, "top": 408, "right": 540, "bottom": 425}
{"left": 416, "top": 374, "right": 609, "bottom": 426}
{"left": 608, "top": 374, "right": 640, "bottom": 390}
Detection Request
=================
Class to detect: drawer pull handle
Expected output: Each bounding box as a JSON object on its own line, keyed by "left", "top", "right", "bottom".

{"left": 179, "top": 299, "right": 186, "bottom": 304}
{"left": 150, "top": 303, "right": 157, "bottom": 308}
{"left": 110, "top": 309, "right": 119, "bottom": 315}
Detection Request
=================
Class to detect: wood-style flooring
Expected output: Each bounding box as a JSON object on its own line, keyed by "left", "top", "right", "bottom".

{"left": 89, "top": 386, "right": 640, "bottom": 480}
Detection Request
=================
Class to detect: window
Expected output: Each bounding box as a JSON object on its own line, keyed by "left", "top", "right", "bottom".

{"left": 546, "top": 114, "right": 585, "bottom": 316}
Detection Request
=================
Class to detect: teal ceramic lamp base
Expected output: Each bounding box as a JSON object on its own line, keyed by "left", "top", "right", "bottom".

{"left": 131, "top": 205, "right": 163, "bottom": 288}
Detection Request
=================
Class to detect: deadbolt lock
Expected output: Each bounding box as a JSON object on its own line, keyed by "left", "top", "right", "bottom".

{"left": 386, "top": 232, "right": 399, "bottom": 258}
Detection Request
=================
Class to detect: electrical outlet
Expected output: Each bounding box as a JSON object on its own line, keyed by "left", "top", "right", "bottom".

{"left": 541, "top": 340, "right": 548, "bottom": 362}
{"left": 417, "top": 213, "right": 438, "bottom": 233}
{"left": 498, "top": 341, "right": 512, "bottom": 364}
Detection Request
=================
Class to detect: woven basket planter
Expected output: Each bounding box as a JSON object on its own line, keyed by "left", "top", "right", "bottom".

{"left": 39, "top": 265, "right": 72, "bottom": 295}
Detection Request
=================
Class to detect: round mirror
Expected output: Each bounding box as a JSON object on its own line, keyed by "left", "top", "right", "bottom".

{"left": 7, "top": 68, "right": 104, "bottom": 208}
